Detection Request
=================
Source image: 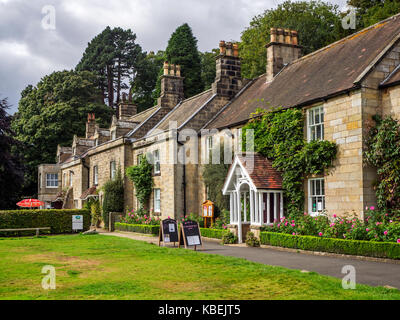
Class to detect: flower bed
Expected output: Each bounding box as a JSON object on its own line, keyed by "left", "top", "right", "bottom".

{"left": 264, "top": 209, "right": 400, "bottom": 243}
{"left": 114, "top": 223, "right": 160, "bottom": 235}
{"left": 260, "top": 231, "right": 400, "bottom": 260}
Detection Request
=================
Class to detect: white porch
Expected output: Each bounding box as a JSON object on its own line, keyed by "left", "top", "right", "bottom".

{"left": 223, "top": 154, "right": 284, "bottom": 244}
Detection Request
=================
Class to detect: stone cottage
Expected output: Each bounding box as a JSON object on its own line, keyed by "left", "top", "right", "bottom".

{"left": 39, "top": 14, "right": 400, "bottom": 240}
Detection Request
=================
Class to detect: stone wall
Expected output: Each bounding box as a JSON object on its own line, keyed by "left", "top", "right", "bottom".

{"left": 38, "top": 164, "right": 61, "bottom": 205}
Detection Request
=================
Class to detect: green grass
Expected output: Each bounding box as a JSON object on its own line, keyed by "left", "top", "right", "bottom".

{"left": 0, "top": 235, "right": 399, "bottom": 300}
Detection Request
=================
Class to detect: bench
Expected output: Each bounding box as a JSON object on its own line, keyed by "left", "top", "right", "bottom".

{"left": 0, "top": 227, "right": 51, "bottom": 237}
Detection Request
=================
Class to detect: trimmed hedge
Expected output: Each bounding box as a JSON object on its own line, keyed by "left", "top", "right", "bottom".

{"left": 200, "top": 228, "right": 228, "bottom": 239}
{"left": 0, "top": 209, "right": 91, "bottom": 236}
{"left": 115, "top": 223, "right": 160, "bottom": 235}
{"left": 260, "top": 231, "right": 400, "bottom": 260}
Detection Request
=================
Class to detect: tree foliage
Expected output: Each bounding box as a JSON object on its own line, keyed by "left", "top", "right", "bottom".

{"left": 153, "top": 23, "right": 204, "bottom": 101}
{"left": 243, "top": 108, "right": 337, "bottom": 216}
{"left": 12, "top": 70, "right": 112, "bottom": 196}
{"left": 202, "top": 144, "right": 231, "bottom": 214}
{"left": 0, "top": 97, "right": 24, "bottom": 209}
{"left": 126, "top": 156, "right": 154, "bottom": 210}
{"left": 240, "top": 0, "right": 348, "bottom": 79}
{"left": 348, "top": 0, "right": 400, "bottom": 29}
{"left": 102, "top": 168, "right": 124, "bottom": 227}
{"left": 76, "top": 26, "right": 143, "bottom": 112}
{"left": 200, "top": 49, "right": 219, "bottom": 90}
{"left": 365, "top": 115, "right": 400, "bottom": 210}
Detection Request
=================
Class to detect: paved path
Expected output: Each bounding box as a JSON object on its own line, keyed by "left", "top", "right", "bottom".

{"left": 99, "top": 231, "right": 400, "bottom": 289}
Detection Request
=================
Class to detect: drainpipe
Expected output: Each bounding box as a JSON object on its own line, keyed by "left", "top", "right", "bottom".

{"left": 177, "top": 140, "right": 187, "bottom": 218}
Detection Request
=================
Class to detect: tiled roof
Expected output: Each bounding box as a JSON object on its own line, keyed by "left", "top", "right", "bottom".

{"left": 238, "top": 153, "right": 283, "bottom": 190}
{"left": 126, "top": 106, "right": 159, "bottom": 124}
{"left": 207, "top": 14, "right": 400, "bottom": 129}
{"left": 152, "top": 90, "right": 215, "bottom": 132}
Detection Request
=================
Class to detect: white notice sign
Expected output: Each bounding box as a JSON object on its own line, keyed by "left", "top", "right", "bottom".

{"left": 187, "top": 235, "right": 201, "bottom": 246}
{"left": 168, "top": 224, "right": 175, "bottom": 233}
{"left": 72, "top": 215, "right": 83, "bottom": 231}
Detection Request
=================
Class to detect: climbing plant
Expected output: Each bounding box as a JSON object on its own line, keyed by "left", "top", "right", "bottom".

{"left": 365, "top": 115, "right": 400, "bottom": 211}
{"left": 126, "top": 156, "right": 154, "bottom": 210}
{"left": 242, "top": 108, "right": 337, "bottom": 216}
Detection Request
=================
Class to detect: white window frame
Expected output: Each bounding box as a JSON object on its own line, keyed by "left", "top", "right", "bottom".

{"left": 69, "top": 172, "right": 73, "bottom": 187}
{"left": 154, "top": 189, "right": 161, "bottom": 213}
{"left": 308, "top": 178, "right": 325, "bottom": 216}
{"left": 153, "top": 150, "right": 160, "bottom": 174}
{"left": 307, "top": 106, "right": 324, "bottom": 142}
{"left": 207, "top": 136, "right": 213, "bottom": 161}
{"left": 110, "top": 161, "right": 117, "bottom": 180}
{"left": 46, "top": 173, "right": 58, "bottom": 188}
{"left": 94, "top": 166, "right": 98, "bottom": 186}
{"left": 63, "top": 173, "right": 67, "bottom": 187}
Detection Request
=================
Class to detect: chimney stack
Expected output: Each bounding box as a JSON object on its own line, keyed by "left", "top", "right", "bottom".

{"left": 86, "top": 113, "right": 96, "bottom": 138}
{"left": 212, "top": 41, "right": 242, "bottom": 99}
{"left": 158, "top": 61, "right": 184, "bottom": 109}
{"left": 266, "top": 27, "right": 302, "bottom": 82}
{"left": 118, "top": 93, "right": 138, "bottom": 120}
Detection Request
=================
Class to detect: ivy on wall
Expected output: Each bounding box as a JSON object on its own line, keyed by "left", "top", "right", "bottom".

{"left": 126, "top": 156, "right": 154, "bottom": 210}
{"left": 365, "top": 115, "right": 400, "bottom": 211}
{"left": 243, "top": 108, "right": 337, "bottom": 216}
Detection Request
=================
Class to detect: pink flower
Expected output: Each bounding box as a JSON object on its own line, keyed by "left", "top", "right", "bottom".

{"left": 292, "top": 233, "right": 296, "bottom": 236}
{"left": 304, "top": 212, "right": 308, "bottom": 216}
{"left": 343, "top": 234, "right": 346, "bottom": 239}
{"left": 384, "top": 231, "right": 388, "bottom": 236}
{"left": 291, "top": 223, "right": 295, "bottom": 227}
{"left": 319, "top": 232, "right": 323, "bottom": 237}
{"left": 333, "top": 214, "right": 337, "bottom": 218}
{"left": 285, "top": 222, "right": 288, "bottom": 226}
{"left": 397, "top": 239, "right": 400, "bottom": 244}
{"left": 366, "top": 228, "right": 369, "bottom": 232}
{"left": 278, "top": 224, "right": 281, "bottom": 228}
{"left": 292, "top": 220, "right": 295, "bottom": 223}
{"left": 370, "top": 206, "right": 375, "bottom": 211}
{"left": 330, "top": 223, "right": 335, "bottom": 227}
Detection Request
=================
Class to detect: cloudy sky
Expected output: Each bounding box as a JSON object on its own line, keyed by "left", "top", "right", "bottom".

{"left": 0, "top": 0, "right": 347, "bottom": 114}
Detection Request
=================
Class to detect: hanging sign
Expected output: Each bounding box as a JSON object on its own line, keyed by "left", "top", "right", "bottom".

{"left": 159, "top": 219, "right": 178, "bottom": 246}
{"left": 179, "top": 220, "right": 202, "bottom": 250}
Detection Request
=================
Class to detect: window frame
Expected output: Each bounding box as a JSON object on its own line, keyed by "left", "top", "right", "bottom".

{"left": 154, "top": 188, "right": 161, "bottom": 213}
{"left": 110, "top": 161, "right": 117, "bottom": 180}
{"left": 46, "top": 173, "right": 58, "bottom": 188}
{"left": 206, "top": 136, "right": 213, "bottom": 162}
{"left": 93, "top": 166, "right": 98, "bottom": 186}
{"left": 308, "top": 178, "right": 325, "bottom": 216}
{"left": 307, "top": 106, "right": 325, "bottom": 142}
{"left": 69, "top": 172, "right": 73, "bottom": 187}
{"left": 153, "top": 150, "right": 161, "bottom": 175}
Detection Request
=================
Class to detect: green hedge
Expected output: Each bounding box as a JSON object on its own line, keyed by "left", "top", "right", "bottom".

{"left": 115, "top": 223, "right": 160, "bottom": 235}
{"left": 200, "top": 228, "right": 228, "bottom": 239}
{"left": 0, "top": 209, "right": 91, "bottom": 236}
{"left": 260, "top": 231, "right": 400, "bottom": 260}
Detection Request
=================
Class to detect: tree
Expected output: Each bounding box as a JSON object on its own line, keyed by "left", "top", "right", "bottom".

{"left": 200, "top": 49, "right": 219, "bottom": 90}
{"left": 0, "top": 96, "right": 24, "bottom": 209}
{"left": 12, "top": 70, "right": 113, "bottom": 196}
{"left": 348, "top": 0, "right": 400, "bottom": 29}
{"left": 102, "top": 168, "right": 124, "bottom": 227}
{"left": 153, "top": 23, "right": 204, "bottom": 101}
{"left": 76, "top": 27, "right": 143, "bottom": 113}
{"left": 240, "top": 0, "right": 348, "bottom": 79}
{"left": 131, "top": 51, "right": 164, "bottom": 112}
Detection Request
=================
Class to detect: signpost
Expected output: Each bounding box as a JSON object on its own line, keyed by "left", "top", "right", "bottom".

{"left": 159, "top": 219, "right": 179, "bottom": 247}
{"left": 202, "top": 200, "right": 215, "bottom": 228}
{"left": 179, "top": 220, "right": 202, "bottom": 250}
{"left": 72, "top": 215, "right": 83, "bottom": 232}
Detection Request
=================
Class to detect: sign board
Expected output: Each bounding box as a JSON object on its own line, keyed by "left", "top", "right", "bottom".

{"left": 179, "top": 220, "right": 202, "bottom": 250}
{"left": 72, "top": 215, "right": 83, "bottom": 231}
{"left": 159, "top": 219, "right": 179, "bottom": 246}
{"left": 202, "top": 200, "right": 214, "bottom": 218}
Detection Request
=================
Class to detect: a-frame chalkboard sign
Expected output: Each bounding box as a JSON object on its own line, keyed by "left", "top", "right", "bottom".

{"left": 178, "top": 220, "right": 202, "bottom": 250}
{"left": 159, "top": 218, "right": 179, "bottom": 247}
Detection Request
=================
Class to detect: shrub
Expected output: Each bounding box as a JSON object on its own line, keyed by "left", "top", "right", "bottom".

{"left": 102, "top": 168, "right": 124, "bottom": 227}
{"left": 245, "top": 232, "right": 260, "bottom": 247}
{"left": 222, "top": 231, "right": 238, "bottom": 244}
{"left": 200, "top": 228, "right": 227, "bottom": 239}
{"left": 260, "top": 231, "right": 400, "bottom": 260}
{"left": 122, "top": 210, "right": 161, "bottom": 226}
{"left": 126, "top": 157, "right": 153, "bottom": 210}
{"left": 0, "top": 209, "right": 90, "bottom": 236}
{"left": 90, "top": 201, "right": 102, "bottom": 227}
{"left": 115, "top": 223, "right": 159, "bottom": 235}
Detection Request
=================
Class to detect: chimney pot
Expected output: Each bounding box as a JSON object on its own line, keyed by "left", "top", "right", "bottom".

{"left": 163, "top": 61, "right": 169, "bottom": 75}
{"left": 270, "top": 28, "right": 277, "bottom": 43}
{"left": 170, "top": 64, "right": 175, "bottom": 76}
{"left": 176, "top": 65, "right": 181, "bottom": 77}
{"left": 277, "top": 28, "right": 284, "bottom": 43}
{"left": 284, "top": 29, "right": 291, "bottom": 44}
{"left": 291, "top": 30, "right": 298, "bottom": 45}
{"left": 219, "top": 40, "right": 226, "bottom": 54}
{"left": 226, "top": 42, "right": 233, "bottom": 56}
{"left": 233, "top": 43, "right": 239, "bottom": 57}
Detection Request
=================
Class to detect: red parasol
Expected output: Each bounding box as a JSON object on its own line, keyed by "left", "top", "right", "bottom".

{"left": 17, "top": 199, "right": 45, "bottom": 208}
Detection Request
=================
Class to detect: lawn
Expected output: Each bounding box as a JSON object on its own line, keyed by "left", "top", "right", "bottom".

{"left": 0, "top": 234, "right": 399, "bottom": 300}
